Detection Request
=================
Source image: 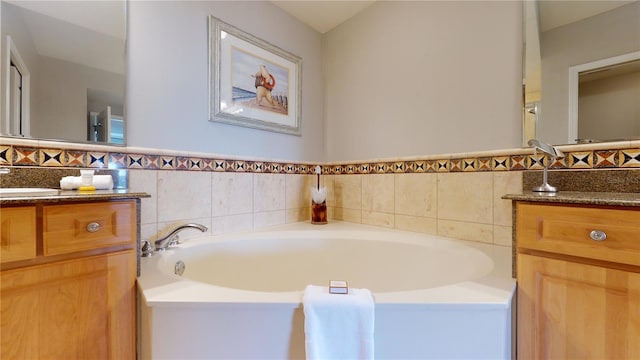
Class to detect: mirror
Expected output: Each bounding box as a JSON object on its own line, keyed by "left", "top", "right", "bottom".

{"left": 1, "top": 0, "right": 126, "bottom": 145}
{"left": 523, "top": 0, "right": 640, "bottom": 145}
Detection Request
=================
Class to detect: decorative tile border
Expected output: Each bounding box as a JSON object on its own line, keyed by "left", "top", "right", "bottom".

{"left": 1, "top": 143, "right": 640, "bottom": 174}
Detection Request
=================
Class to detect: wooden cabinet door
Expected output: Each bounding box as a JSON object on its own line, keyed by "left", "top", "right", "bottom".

{"left": 518, "top": 254, "right": 640, "bottom": 359}
{"left": 0, "top": 206, "right": 36, "bottom": 263}
{"left": 1, "top": 250, "right": 135, "bottom": 359}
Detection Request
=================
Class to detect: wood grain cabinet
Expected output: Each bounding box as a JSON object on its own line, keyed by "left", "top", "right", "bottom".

{"left": 0, "top": 206, "right": 36, "bottom": 262}
{"left": 0, "top": 200, "right": 138, "bottom": 359}
{"left": 516, "top": 202, "right": 640, "bottom": 359}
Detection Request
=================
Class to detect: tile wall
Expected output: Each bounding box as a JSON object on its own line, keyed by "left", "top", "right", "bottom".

{"left": 3, "top": 137, "right": 640, "bottom": 247}
{"left": 129, "top": 170, "right": 314, "bottom": 243}
{"left": 324, "top": 172, "right": 521, "bottom": 246}
{"left": 130, "top": 169, "right": 518, "bottom": 247}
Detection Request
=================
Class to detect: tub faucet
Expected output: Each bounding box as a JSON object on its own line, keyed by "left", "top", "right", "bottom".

{"left": 527, "top": 139, "right": 564, "bottom": 193}
{"left": 153, "top": 223, "right": 208, "bottom": 252}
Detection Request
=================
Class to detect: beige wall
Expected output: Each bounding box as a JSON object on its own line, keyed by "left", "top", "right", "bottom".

{"left": 127, "top": 1, "right": 325, "bottom": 162}
{"left": 539, "top": 1, "right": 640, "bottom": 144}
{"left": 323, "top": 1, "right": 523, "bottom": 161}
{"left": 578, "top": 71, "right": 640, "bottom": 140}
{"left": 324, "top": 172, "right": 522, "bottom": 247}
{"left": 6, "top": 1, "right": 525, "bottom": 163}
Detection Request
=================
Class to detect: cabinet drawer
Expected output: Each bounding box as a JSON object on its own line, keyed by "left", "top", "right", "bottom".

{"left": 0, "top": 206, "right": 36, "bottom": 263}
{"left": 517, "top": 203, "right": 640, "bottom": 266}
{"left": 43, "top": 200, "right": 135, "bottom": 256}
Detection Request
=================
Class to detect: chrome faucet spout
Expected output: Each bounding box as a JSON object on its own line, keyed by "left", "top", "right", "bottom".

{"left": 527, "top": 139, "right": 563, "bottom": 193}
{"left": 153, "top": 223, "right": 208, "bottom": 251}
{"left": 527, "top": 139, "right": 564, "bottom": 159}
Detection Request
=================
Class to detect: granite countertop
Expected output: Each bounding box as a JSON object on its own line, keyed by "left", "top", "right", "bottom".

{"left": 0, "top": 189, "right": 150, "bottom": 205}
{"left": 503, "top": 191, "right": 640, "bottom": 207}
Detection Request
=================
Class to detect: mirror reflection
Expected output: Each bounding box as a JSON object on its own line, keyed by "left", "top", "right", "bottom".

{"left": 524, "top": 0, "right": 640, "bottom": 145}
{"left": 1, "top": 0, "right": 126, "bottom": 145}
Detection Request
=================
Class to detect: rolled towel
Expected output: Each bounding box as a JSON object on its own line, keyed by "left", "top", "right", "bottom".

{"left": 60, "top": 175, "right": 114, "bottom": 190}
{"left": 303, "top": 285, "right": 375, "bottom": 360}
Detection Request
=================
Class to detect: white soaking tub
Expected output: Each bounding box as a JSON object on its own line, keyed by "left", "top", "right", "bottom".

{"left": 137, "top": 222, "right": 515, "bottom": 359}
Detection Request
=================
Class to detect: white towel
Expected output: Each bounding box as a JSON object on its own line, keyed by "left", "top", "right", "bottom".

{"left": 59, "top": 175, "right": 114, "bottom": 190}
{"left": 303, "top": 285, "right": 375, "bottom": 360}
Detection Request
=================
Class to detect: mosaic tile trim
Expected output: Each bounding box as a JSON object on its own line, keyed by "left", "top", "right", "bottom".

{"left": 491, "top": 157, "right": 509, "bottom": 171}
{"left": 594, "top": 150, "right": 617, "bottom": 168}
{"left": 0, "top": 146, "right": 12, "bottom": 165}
{"left": 619, "top": 149, "right": 640, "bottom": 168}
{"left": 2, "top": 144, "right": 640, "bottom": 174}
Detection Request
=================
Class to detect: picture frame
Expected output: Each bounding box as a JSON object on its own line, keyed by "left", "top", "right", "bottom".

{"left": 209, "top": 16, "right": 302, "bottom": 136}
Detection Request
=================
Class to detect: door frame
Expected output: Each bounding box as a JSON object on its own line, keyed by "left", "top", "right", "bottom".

{"left": 3, "top": 35, "right": 31, "bottom": 137}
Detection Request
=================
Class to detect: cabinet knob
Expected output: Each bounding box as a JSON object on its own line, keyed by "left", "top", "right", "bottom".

{"left": 87, "top": 222, "right": 101, "bottom": 233}
{"left": 589, "top": 230, "right": 607, "bottom": 241}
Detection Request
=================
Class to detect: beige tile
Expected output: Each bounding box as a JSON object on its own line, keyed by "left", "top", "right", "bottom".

{"left": 140, "top": 223, "right": 158, "bottom": 243}
{"left": 286, "top": 207, "right": 310, "bottom": 223}
{"left": 211, "top": 172, "right": 253, "bottom": 216}
{"left": 362, "top": 174, "right": 394, "bottom": 213}
{"left": 286, "top": 174, "right": 313, "bottom": 209}
{"left": 395, "top": 173, "right": 437, "bottom": 217}
{"left": 493, "top": 225, "right": 513, "bottom": 247}
{"left": 394, "top": 214, "right": 437, "bottom": 235}
{"left": 254, "top": 210, "right": 286, "bottom": 229}
{"left": 437, "top": 219, "right": 493, "bottom": 243}
{"left": 253, "top": 174, "right": 285, "bottom": 212}
{"left": 322, "top": 175, "right": 336, "bottom": 207}
{"left": 327, "top": 206, "right": 335, "bottom": 220}
{"left": 128, "top": 169, "right": 157, "bottom": 225}
{"left": 211, "top": 214, "right": 253, "bottom": 235}
{"left": 493, "top": 172, "right": 522, "bottom": 227}
{"left": 157, "top": 171, "right": 212, "bottom": 223}
{"left": 437, "top": 172, "right": 493, "bottom": 224}
{"left": 362, "top": 210, "right": 394, "bottom": 228}
{"left": 331, "top": 207, "right": 361, "bottom": 223}
{"left": 333, "top": 175, "right": 362, "bottom": 209}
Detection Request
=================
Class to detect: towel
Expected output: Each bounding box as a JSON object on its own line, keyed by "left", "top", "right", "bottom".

{"left": 60, "top": 175, "right": 114, "bottom": 190}
{"left": 311, "top": 187, "right": 327, "bottom": 204}
{"left": 303, "top": 285, "right": 375, "bottom": 360}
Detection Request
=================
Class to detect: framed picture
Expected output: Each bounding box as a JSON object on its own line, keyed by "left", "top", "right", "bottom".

{"left": 209, "top": 16, "right": 302, "bottom": 136}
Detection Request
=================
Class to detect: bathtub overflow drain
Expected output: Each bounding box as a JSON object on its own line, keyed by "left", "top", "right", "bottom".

{"left": 174, "top": 260, "right": 185, "bottom": 276}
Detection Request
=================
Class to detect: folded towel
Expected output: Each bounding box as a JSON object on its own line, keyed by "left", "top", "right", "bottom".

{"left": 303, "top": 285, "right": 375, "bottom": 360}
{"left": 60, "top": 175, "right": 114, "bottom": 190}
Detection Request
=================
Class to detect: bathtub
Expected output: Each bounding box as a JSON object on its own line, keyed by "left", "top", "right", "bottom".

{"left": 137, "top": 221, "right": 515, "bottom": 359}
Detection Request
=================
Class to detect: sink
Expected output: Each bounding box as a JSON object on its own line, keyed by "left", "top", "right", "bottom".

{"left": 0, "top": 188, "right": 60, "bottom": 198}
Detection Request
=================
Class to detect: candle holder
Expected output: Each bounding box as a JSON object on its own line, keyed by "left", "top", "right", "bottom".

{"left": 311, "top": 200, "right": 327, "bottom": 225}
{"left": 311, "top": 165, "right": 327, "bottom": 225}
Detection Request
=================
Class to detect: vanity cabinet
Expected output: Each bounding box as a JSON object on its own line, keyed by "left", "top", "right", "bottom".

{"left": 1, "top": 199, "right": 138, "bottom": 359}
{"left": 516, "top": 202, "right": 640, "bottom": 359}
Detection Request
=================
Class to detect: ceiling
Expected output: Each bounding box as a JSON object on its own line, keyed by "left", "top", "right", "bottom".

{"left": 271, "top": 0, "right": 375, "bottom": 33}
{"left": 6, "top": 0, "right": 125, "bottom": 39}
{"left": 272, "top": 0, "right": 637, "bottom": 34}
{"left": 538, "top": 0, "right": 636, "bottom": 32}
